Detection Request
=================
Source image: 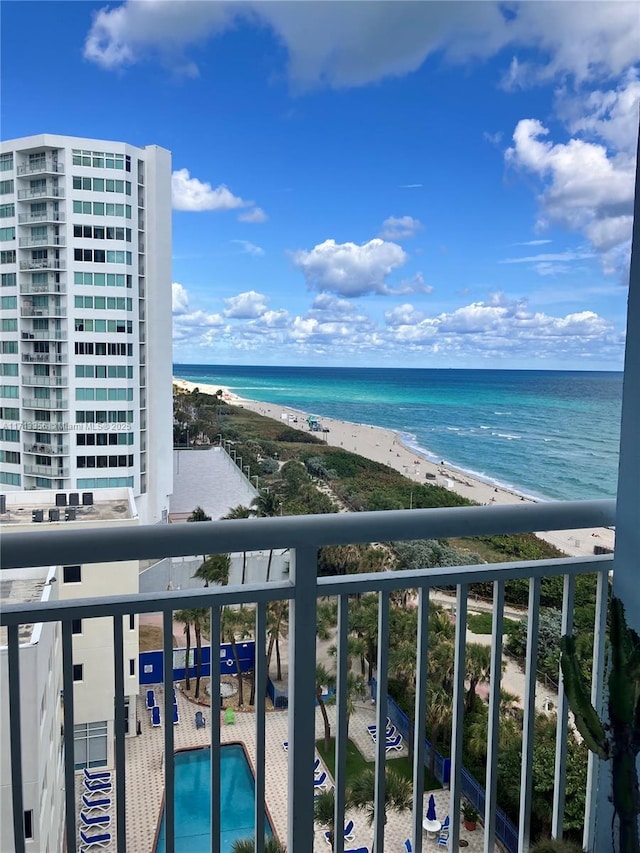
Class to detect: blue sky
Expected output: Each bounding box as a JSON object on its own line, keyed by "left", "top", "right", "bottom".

{"left": 2, "top": 1, "right": 639, "bottom": 369}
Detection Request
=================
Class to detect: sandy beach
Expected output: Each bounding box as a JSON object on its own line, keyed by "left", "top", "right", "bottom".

{"left": 174, "top": 377, "right": 614, "bottom": 558}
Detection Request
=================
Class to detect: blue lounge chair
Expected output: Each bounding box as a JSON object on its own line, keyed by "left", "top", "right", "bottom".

{"left": 151, "top": 705, "right": 161, "bottom": 727}
{"left": 84, "top": 778, "right": 111, "bottom": 793}
{"left": 81, "top": 793, "right": 111, "bottom": 812}
{"left": 343, "top": 820, "right": 355, "bottom": 841}
{"left": 173, "top": 703, "right": 180, "bottom": 724}
{"left": 314, "top": 771, "right": 328, "bottom": 790}
{"left": 282, "top": 741, "right": 288, "bottom": 751}
{"left": 404, "top": 841, "right": 413, "bottom": 853}
{"left": 146, "top": 689, "right": 155, "bottom": 710}
{"left": 80, "top": 810, "right": 111, "bottom": 827}
{"left": 195, "top": 710, "right": 206, "bottom": 729}
{"left": 314, "top": 757, "right": 321, "bottom": 771}
{"left": 84, "top": 768, "right": 111, "bottom": 782}
{"left": 440, "top": 815, "right": 450, "bottom": 832}
{"left": 79, "top": 829, "right": 112, "bottom": 848}
{"left": 437, "top": 834, "right": 449, "bottom": 848}
{"left": 385, "top": 734, "right": 403, "bottom": 752}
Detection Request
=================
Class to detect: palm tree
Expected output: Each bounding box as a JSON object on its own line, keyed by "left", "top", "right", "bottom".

{"left": 465, "top": 642, "right": 492, "bottom": 712}
{"left": 223, "top": 505, "right": 252, "bottom": 583}
{"left": 174, "top": 609, "right": 194, "bottom": 691}
{"left": 251, "top": 491, "right": 282, "bottom": 582}
{"left": 187, "top": 506, "right": 211, "bottom": 522}
{"left": 314, "top": 789, "right": 336, "bottom": 850}
{"left": 231, "top": 838, "right": 286, "bottom": 853}
{"left": 348, "top": 766, "right": 413, "bottom": 850}
{"left": 221, "top": 606, "right": 253, "bottom": 707}
{"left": 191, "top": 608, "right": 209, "bottom": 699}
{"left": 425, "top": 686, "right": 453, "bottom": 778}
{"left": 266, "top": 600, "right": 288, "bottom": 681}
{"left": 193, "top": 553, "right": 230, "bottom": 587}
{"left": 316, "top": 663, "right": 336, "bottom": 752}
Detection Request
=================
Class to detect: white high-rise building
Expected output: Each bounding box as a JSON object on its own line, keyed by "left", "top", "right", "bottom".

{"left": 0, "top": 134, "right": 173, "bottom": 523}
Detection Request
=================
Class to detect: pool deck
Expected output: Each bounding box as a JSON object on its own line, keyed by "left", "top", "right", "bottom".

{"left": 75, "top": 687, "right": 494, "bottom": 851}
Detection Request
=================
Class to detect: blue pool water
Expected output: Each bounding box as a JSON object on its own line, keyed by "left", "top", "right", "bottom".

{"left": 155, "top": 744, "right": 273, "bottom": 852}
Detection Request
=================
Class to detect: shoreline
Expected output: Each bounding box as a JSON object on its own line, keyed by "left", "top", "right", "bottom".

{"left": 173, "top": 377, "right": 615, "bottom": 558}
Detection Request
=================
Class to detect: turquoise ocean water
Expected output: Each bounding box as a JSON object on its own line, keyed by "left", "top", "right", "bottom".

{"left": 173, "top": 365, "right": 623, "bottom": 502}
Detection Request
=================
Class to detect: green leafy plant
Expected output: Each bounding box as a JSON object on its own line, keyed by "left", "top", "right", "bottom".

{"left": 560, "top": 596, "right": 640, "bottom": 853}
{"left": 462, "top": 801, "right": 479, "bottom": 824}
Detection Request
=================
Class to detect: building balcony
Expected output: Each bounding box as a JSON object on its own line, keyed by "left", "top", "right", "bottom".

{"left": 20, "top": 306, "right": 65, "bottom": 318}
{"left": 22, "top": 463, "right": 69, "bottom": 478}
{"left": 21, "top": 330, "right": 66, "bottom": 341}
{"left": 18, "top": 236, "right": 65, "bottom": 248}
{"left": 17, "top": 187, "right": 64, "bottom": 200}
{"left": 21, "top": 352, "right": 66, "bottom": 364}
{"left": 21, "top": 397, "right": 68, "bottom": 410}
{"left": 23, "top": 442, "right": 69, "bottom": 456}
{"left": 16, "top": 161, "right": 64, "bottom": 176}
{"left": 21, "top": 374, "right": 67, "bottom": 387}
{"left": 18, "top": 211, "right": 65, "bottom": 224}
{"left": 19, "top": 281, "right": 66, "bottom": 295}
{"left": 19, "top": 259, "right": 65, "bottom": 271}
{"left": 0, "top": 501, "right": 620, "bottom": 853}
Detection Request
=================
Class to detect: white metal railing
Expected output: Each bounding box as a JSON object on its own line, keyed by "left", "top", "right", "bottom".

{"left": 18, "top": 211, "right": 65, "bottom": 224}
{"left": 23, "top": 442, "right": 69, "bottom": 455}
{"left": 21, "top": 375, "right": 67, "bottom": 386}
{"left": 16, "top": 161, "right": 64, "bottom": 176}
{"left": 22, "top": 463, "right": 69, "bottom": 477}
{"left": 19, "top": 260, "right": 65, "bottom": 270}
{"left": 21, "top": 397, "right": 68, "bottom": 409}
{"left": 21, "top": 353, "right": 66, "bottom": 363}
{"left": 20, "top": 307, "right": 65, "bottom": 318}
{"left": 18, "top": 236, "right": 65, "bottom": 248}
{"left": 19, "top": 282, "right": 66, "bottom": 295}
{"left": 17, "top": 187, "right": 64, "bottom": 200}
{"left": 21, "top": 330, "right": 67, "bottom": 341}
{"left": 0, "top": 500, "right": 616, "bottom": 853}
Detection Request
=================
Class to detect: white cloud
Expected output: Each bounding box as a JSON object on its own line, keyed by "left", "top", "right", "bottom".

{"left": 379, "top": 215, "right": 422, "bottom": 241}
{"left": 515, "top": 239, "right": 552, "bottom": 246}
{"left": 223, "top": 290, "right": 269, "bottom": 319}
{"left": 506, "top": 118, "right": 636, "bottom": 273}
{"left": 290, "top": 238, "right": 408, "bottom": 297}
{"left": 238, "top": 206, "right": 268, "bottom": 223}
{"left": 172, "top": 168, "right": 250, "bottom": 212}
{"left": 385, "top": 304, "right": 426, "bottom": 327}
{"left": 231, "top": 240, "right": 265, "bottom": 256}
{"left": 500, "top": 250, "right": 594, "bottom": 265}
{"left": 398, "top": 183, "right": 423, "bottom": 189}
{"left": 84, "top": 2, "right": 640, "bottom": 90}
{"left": 172, "top": 282, "right": 189, "bottom": 314}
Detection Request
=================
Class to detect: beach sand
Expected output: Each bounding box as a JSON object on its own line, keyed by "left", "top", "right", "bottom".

{"left": 174, "top": 378, "right": 614, "bottom": 558}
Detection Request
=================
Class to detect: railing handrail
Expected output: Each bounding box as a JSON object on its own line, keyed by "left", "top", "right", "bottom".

{"left": 0, "top": 498, "right": 616, "bottom": 571}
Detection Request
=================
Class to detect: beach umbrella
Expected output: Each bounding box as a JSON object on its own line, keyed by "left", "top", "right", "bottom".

{"left": 426, "top": 794, "right": 437, "bottom": 821}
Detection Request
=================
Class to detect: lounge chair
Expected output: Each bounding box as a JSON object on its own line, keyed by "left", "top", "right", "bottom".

{"left": 146, "top": 689, "right": 155, "bottom": 710}
{"left": 151, "top": 705, "right": 161, "bottom": 727}
{"left": 282, "top": 741, "right": 289, "bottom": 751}
{"left": 437, "top": 834, "right": 449, "bottom": 848}
{"left": 369, "top": 725, "right": 397, "bottom": 742}
{"left": 314, "top": 772, "right": 328, "bottom": 790}
{"left": 343, "top": 820, "right": 355, "bottom": 841}
{"left": 84, "top": 778, "right": 112, "bottom": 793}
{"left": 195, "top": 710, "right": 206, "bottom": 729}
{"left": 173, "top": 703, "right": 180, "bottom": 725}
{"left": 404, "top": 841, "right": 413, "bottom": 853}
{"left": 81, "top": 793, "right": 111, "bottom": 812}
{"left": 440, "top": 815, "right": 450, "bottom": 832}
{"left": 385, "top": 734, "right": 403, "bottom": 752}
{"left": 84, "top": 768, "right": 111, "bottom": 782}
{"left": 79, "top": 829, "right": 112, "bottom": 848}
{"left": 80, "top": 810, "right": 111, "bottom": 827}
{"left": 314, "top": 757, "right": 321, "bottom": 771}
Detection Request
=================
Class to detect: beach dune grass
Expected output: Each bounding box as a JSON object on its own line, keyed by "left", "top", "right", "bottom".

{"left": 316, "top": 738, "right": 440, "bottom": 792}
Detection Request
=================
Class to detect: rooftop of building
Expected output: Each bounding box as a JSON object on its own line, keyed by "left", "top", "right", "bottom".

{"left": 0, "top": 567, "right": 53, "bottom": 647}
{"left": 0, "top": 487, "right": 136, "bottom": 527}
{"left": 169, "top": 447, "right": 258, "bottom": 521}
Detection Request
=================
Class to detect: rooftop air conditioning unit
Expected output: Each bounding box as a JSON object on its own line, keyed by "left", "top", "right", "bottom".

{"left": 48, "top": 508, "right": 60, "bottom": 522}
{"left": 69, "top": 492, "right": 80, "bottom": 507}
{"left": 65, "top": 507, "right": 76, "bottom": 521}
{"left": 32, "top": 509, "right": 43, "bottom": 523}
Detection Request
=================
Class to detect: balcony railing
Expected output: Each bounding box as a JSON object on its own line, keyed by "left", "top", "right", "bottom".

{"left": 21, "top": 374, "right": 67, "bottom": 386}
{"left": 21, "top": 353, "right": 66, "bottom": 364}
{"left": 16, "top": 161, "right": 64, "bottom": 176}
{"left": 16, "top": 187, "right": 64, "bottom": 200}
{"left": 22, "top": 464, "right": 69, "bottom": 477}
{"left": 21, "top": 330, "right": 67, "bottom": 341}
{"left": 19, "top": 260, "right": 65, "bottom": 271}
{"left": 18, "top": 211, "right": 65, "bottom": 224}
{"left": 0, "top": 501, "right": 617, "bottom": 853}
{"left": 21, "top": 397, "right": 68, "bottom": 409}
{"left": 20, "top": 281, "right": 66, "bottom": 295}
{"left": 20, "top": 307, "right": 65, "bottom": 318}
{"left": 23, "top": 442, "right": 69, "bottom": 455}
{"left": 18, "top": 236, "right": 65, "bottom": 248}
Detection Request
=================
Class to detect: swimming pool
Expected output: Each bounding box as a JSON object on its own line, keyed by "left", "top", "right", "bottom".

{"left": 155, "top": 744, "right": 273, "bottom": 852}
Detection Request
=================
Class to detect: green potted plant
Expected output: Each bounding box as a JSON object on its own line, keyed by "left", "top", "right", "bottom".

{"left": 462, "top": 801, "right": 479, "bottom": 831}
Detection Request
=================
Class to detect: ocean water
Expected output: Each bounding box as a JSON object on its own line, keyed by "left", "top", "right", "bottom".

{"left": 173, "top": 365, "right": 623, "bottom": 502}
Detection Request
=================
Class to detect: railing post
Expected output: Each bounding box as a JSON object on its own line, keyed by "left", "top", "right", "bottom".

{"left": 287, "top": 546, "right": 317, "bottom": 852}
{"left": 448, "top": 583, "right": 468, "bottom": 850}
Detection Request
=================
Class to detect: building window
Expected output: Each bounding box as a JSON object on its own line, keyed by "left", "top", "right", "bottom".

{"left": 0, "top": 153, "right": 13, "bottom": 172}
{"left": 0, "top": 203, "right": 14, "bottom": 218}
{"left": 0, "top": 227, "right": 15, "bottom": 241}
{"left": 23, "top": 810, "right": 33, "bottom": 840}
{"left": 0, "top": 250, "right": 16, "bottom": 263}
{"left": 129, "top": 614, "right": 135, "bottom": 630}
{"left": 73, "top": 721, "right": 108, "bottom": 770}
{"left": 1, "top": 273, "right": 16, "bottom": 286}
{"left": 129, "top": 659, "right": 135, "bottom": 676}
{"left": 72, "top": 664, "right": 83, "bottom": 682}
{"left": 71, "top": 619, "right": 82, "bottom": 635}
{"left": 63, "top": 565, "right": 81, "bottom": 584}
{"left": 0, "top": 179, "right": 14, "bottom": 194}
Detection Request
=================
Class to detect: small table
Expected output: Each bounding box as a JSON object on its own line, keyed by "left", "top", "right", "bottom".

{"left": 422, "top": 818, "right": 442, "bottom": 838}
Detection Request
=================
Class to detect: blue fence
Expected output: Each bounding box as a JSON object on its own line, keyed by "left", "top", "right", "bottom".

{"left": 370, "top": 678, "right": 518, "bottom": 853}
{"left": 139, "top": 640, "right": 255, "bottom": 685}
{"left": 267, "top": 676, "right": 289, "bottom": 709}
